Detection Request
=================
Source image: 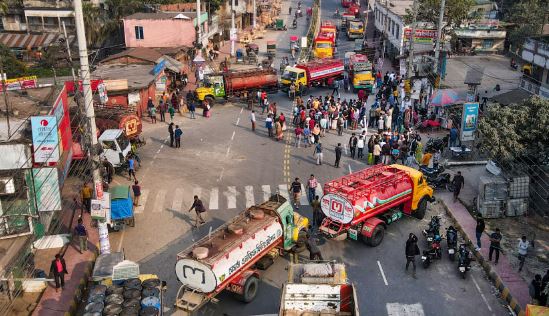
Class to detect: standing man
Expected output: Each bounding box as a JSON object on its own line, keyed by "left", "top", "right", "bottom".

{"left": 188, "top": 195, "right": 206, "bottom": 227}
{"left": 127, "top": 156, "right": 136, "bottom": 181}
{"left": 540, "top": 270, "right": 549, "bottom": 306}
{"left": 189, "top": 101, "right": 196, "bottom": 119}
{"left": 314, "top": 142, "right": 323, "bottom": 165}
{"left": 475, "top": 214, "right": 485, "bottom": 251}
{"left": 73, "top": 218, "right": 88, "bottom": 254}
{"left": 306, "top": 229, "right": 323, "bottom": 260}
{"left": 449, "top": 126, "right": 459, "bottom": 147}
{"left": 518, "top": 235, "right": 530, "bottom": 272}
{"left": 50, "top": 254, "right": 68, "bottom": 292}
{"left": 530, "top": 275, "right": 543, "bottom": 305}
{"left": 250, "top": 110, "right": 256, "bottom": 131}
{"left": 331, "top": 79, "right": 340, "bottom": 98}
{"left": 357, "top": 135, "right": 365, "bottom": 159}
{"left": 168, "top": 123, "right": 175, "bottom": 147}
{"left": 489, "top": 228, "right": 502, "bottom": 265}
{"left": 405, "top": 233, "right": 420, "bottom": 278}
{"left": 311, "top": 196, "right": 322, "bottom": 230}
{"left": 174, "top": 125, "right": 183, "bottom": 148}
{"left": 291, "top": 178, "right": 302, "bottom": 209}
{"left": 81, "top": 183, "right": 92, "bottom": 213}
{"left": 159, "top": 99, "right": 166, "bottom": 122}
{"left": 306, "top": 174, "right": 318, "bottom": 204}
{"left": 452, "top": 171, "right": 465, "bottom": 202}
{"left": 132, "top": 180, "right": 141, "bottom": 206}
{"left": 349, "top": 133, "right": 358, "bottom": 159}
{"left": 334, "top": 143, "right": 342, "bottom": 168}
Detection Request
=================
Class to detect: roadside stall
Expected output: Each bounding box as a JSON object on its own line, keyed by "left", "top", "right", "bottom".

{"left": 105, "top": 185, "right": 135, "bottom": 231}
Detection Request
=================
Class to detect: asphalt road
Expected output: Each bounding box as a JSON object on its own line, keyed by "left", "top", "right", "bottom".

{"left": 107, "top": 0, "right": 510, "bottom": 315}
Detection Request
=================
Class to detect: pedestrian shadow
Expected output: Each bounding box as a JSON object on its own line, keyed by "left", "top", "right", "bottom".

{"left": 164, "top": 207, "right": 195, "bottom": 226}
{"left": 149, "top": 136, "right": 168, "bottom": 145}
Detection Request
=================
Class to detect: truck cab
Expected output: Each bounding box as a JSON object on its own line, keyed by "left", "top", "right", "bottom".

{"left": 280, "top": 66, "right": 307, "bottom": 91}
{"left": 98, "top": 129, "right": 132, "bottom": 169}
{"left": 347, "top": 20, "right": 364, "bottom": 39}
{"left": 195, "top": 74, "right": 225, "bottom": 101}
{"left": 313, "top": 34, "right": 335, "bottom": 59}
{"left": 349, "top": 54, "right": 374, "bottom": 92}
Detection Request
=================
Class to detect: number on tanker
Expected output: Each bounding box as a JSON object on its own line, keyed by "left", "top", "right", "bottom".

{"left": 331, "top": 200, "right": 343, "bottom": 214}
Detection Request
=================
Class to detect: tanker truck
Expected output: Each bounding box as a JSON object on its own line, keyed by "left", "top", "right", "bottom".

{"left": 195, "top": 68, "right": 278, "bottom": 104}
{"left": 319, "top": 164, "right": 434, "bottom": 246}
{"left": 174, "top": 195, "right": 309, "bottom": 315}
{"left": 280, "top": 59, "right": 345, "bottom": 96}
{"left": 279, "top": 262, "right": 360, "bottom": 315}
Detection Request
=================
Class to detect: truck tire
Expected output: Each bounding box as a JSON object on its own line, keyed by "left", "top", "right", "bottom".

{"left": 364, "top": 225, "right": 385, "bottom": 247}
{"left": 414, "top": 198, "right": 427, "bottom": 220}
{"left": 236, "top": 276, "right": 259, "bottom": 303}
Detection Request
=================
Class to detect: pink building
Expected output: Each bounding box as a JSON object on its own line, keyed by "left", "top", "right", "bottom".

{"left": 123, "top": 12, "right": 208, "bottom": 48}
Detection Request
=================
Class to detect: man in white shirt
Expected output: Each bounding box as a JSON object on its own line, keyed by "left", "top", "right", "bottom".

{"left": 518, "top": 235, "right": 530, "bottom": 272}
{"left": 357, "top": 135, "right": 365, "bottom": 159}
{"left": 250, "top": 110, "right": 256, "bottom": 131}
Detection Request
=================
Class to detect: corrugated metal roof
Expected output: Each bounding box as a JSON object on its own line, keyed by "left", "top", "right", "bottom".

{"left": 0, "top": 32, "right": 75, "bottom": 49}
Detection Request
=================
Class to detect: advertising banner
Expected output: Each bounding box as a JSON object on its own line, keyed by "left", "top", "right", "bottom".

{"left": 0, "top": 76, "right": 37, "bottom": 92}
{"left": 91, "top": 199, "right": 105, "bottom": 220}
{"left": 98, "top": 221, "right": 111, "bottom": 254}
{"left": 31, "top": 116, "right": 60, "bottom": 163}
{"left": 321, "top": 193, "right": 354, "bottom": 224}
{"left": 461, "top": 102, "right": 479, "bottom": 141}
{"left": 32, "top": 168, "right": 61, "bottom": 212}
{"left": 404, "top": 28, "right": 437, "bottom": 44}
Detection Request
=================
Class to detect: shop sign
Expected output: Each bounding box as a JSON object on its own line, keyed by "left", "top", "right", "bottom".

{"left": 31, "top": 116, "right": 60, "bottom": 163}
{"left": 32, "top": 168, "right": 61, "bottom": 212}
{"left": 461, "top": 102, "right": 479, "bottom": 142}
{"left": 404, "top": 28, "right": 437, "bottom": 44}
{"left": 321, "top": 193, "right": 354, "bottom": 224}
{"left": 91, "top": 199, "right": 105, "bottom": 220}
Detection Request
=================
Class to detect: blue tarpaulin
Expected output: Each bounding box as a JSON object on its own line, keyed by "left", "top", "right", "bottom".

{"left": 109, "top": 186, "right": 133, "bottom": 220}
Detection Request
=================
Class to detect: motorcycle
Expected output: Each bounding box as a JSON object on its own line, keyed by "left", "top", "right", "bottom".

{"left": 457, "top": 243, "right": 472, "bottom": 279}
{"left": 422, "top": 233, "right": 442, "bottom": 269}
{"left": 419, "top": 164, "right": 445, "bottom": 180}
{"left": 446, "top": 226, "right": 458, "bottom": 261}
{"left": 422, "top": 216, "right": 441, "bottom": 244}
{"left": 292, "top": 19, "right": 297, "bottom": 29}
{"left": 427, "top": 173, "right": 455, "bottom": 191}
{"left": 426, "top": 136, "right": 448, "bottom": 152}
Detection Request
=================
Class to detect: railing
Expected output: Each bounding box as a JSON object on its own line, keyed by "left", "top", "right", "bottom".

{"left": 298, "top": 0, "right": 321, "bottom": 63}
{"left": 520, "top": 76, "right": 541, "bottom": 95}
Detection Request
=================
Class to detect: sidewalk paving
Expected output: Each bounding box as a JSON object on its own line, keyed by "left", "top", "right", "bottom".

{"left": 32, "top": 211, "right": 98, "bottom": 316}
{"left": 438, "top": 192, "right": 530, "bottom": 314}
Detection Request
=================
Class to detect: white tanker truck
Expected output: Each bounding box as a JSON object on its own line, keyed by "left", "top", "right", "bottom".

{"left": 174, "top": 195, "right": 309, "bottom": 315}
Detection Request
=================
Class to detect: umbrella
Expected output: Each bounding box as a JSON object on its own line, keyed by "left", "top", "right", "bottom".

{"left": 429, "top": 89, "right": 462, "bottom": 106}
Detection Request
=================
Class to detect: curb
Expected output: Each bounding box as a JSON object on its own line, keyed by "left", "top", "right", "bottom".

{"left": 439, "top": 200, "right": 525, "bottom": 316}
{"left": 64, "top": 243, "right": 99, "bottom": 316}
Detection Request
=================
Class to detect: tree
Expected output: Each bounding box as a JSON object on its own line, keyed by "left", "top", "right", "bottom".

{"left": 404, "top": 0, "right": 475, "bottom": 29}
{"left": 0, "top": 44, "right": 26, "bottom": 78}
{"left": 478, "top": 97, "right": 549, "bottom": 166}
{"left": 83, "top": 2, "right": 106, "bottom": 48}
{"left": 505, "top": 0, "right": 547, "bottom": 50}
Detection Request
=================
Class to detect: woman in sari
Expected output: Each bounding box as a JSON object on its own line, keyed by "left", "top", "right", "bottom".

{"left": 275, "top": 120, "right": 283, "bottom": 141}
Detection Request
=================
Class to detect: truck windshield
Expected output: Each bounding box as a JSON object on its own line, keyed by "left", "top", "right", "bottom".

{"left": 350, "top": 23, "right": 362, "bottom": 30}
{"left": 116, "top": 133, "right": 130, "bottom": 151}
{"left": 316, "top": 42, "right": 332, "bottom": 49}
{"left": 282, "top": 70, "right": 298, "bottom": 80}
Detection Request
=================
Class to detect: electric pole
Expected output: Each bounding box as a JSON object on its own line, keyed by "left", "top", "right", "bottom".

{"left": 231, "top": 0, "right": 236, "bottom": 56}
{"left": 433, "top": 0, "right": 446, "bottom": 75}
{"left": 197, "top": 0, "right": 202, "bottom": 49}
{"left": 407, "top": 0, "right": 418, "bottom": 78}
{"left": 252, "top": 0, "right": 256, "bottom": 29}
{"left": 74, "top": 0, "right": 110, "bottom": 254}
{"left": 0, "top": 57, "right": 10, "bottom": 139}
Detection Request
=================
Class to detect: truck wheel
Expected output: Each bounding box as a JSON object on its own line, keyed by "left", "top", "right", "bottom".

{"left": 236, "top": 276, "right": 259, "bottom": 303}
{"left": 205, "top": 96, "right": 214, "bottom": 107}
{"left": 364, "top": 225, "right": 385, "bottom": 247}
{"left": 414, "top": 198, "right": 427, "bottom": 220}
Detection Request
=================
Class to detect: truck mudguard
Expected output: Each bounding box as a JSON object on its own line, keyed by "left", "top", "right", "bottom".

{"left": 361, "top": 217, "right": 385, "bottom": 238}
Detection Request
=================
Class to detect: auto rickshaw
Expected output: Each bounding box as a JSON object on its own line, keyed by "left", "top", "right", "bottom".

{"left": 290, "top": 35, "right": 300, "bottom": 52}
{"left": 275, "top": 18, "right": 286, "bottom": 31}
{"left": 267, "top": 40, "right": 276, "bottom": 57}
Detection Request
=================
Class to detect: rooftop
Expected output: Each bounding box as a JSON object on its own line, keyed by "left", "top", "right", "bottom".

{"left": 376, "top": 0, "right": 414, "bottom": 17}
{"left": 123, "top": 11, "right": 197, "bottom": 20}
{"left": 100, "top": 47, "right": 164, "bottom": 64}
{"left": 491, "top": 89, "right": 533, "bottom": 106}
{"left": 92, "top": 64, "right": 157, "bottom": 90}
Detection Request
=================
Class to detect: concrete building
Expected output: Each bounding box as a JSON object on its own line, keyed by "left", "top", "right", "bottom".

{"left": 123, "top": 12, "right": 209, "bottom": 49}
{"left": 521, "top": 35, "right": 549, "bottom": 99}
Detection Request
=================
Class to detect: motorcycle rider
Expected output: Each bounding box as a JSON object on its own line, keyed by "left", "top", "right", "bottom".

{"left": 405, "top": 233, "right": 420, "bottom": 278}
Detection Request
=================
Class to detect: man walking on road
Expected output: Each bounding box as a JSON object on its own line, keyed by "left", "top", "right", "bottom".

{"left": 489, "top": 228, "right": 502, "bottom": 264}
{"left": 188, "top": 195, "right": 206, "bottom": 227}
{"left": 132, "top": 181, "right": 141, "bottom": 206}
{"left": 81, "top": 182, "right": 92, "bottom": 213}
{"left": 168, "top": 123, "right": 175, "bottom": 147}
{"left": 174, "top": 125, "right": 183, "bottom": 148}
{"left": 334, "top": 143, "right": 342, "bottom": 167}
{"left": 311, "top": 196, "right": 322, "bottom": 229}
{"left": 475, "top": 214, "right": 485, "bottom": 251}
{"left": 349, "top": 133, "right": 357, "bottom": 159}
{"left": 291, "top": 178, "right": 302, "bottom": 209}
{"left": 74, "top": 218, "right": 88, "bottom": 253}
{"left": 127, "top": 156, "right": 137, "bottom": 181}
{"left": 314, "top": 142, "right": 323, "bottom": 165}
{"left": 250, "top": 110, "right": 256, "bottom": 131}
{"left": 405, "top": 233, "right": 420, "bottom": 278}
{"left": 518, "top": 235, "right": 530, "bottom": 272}
{"left": 50, "top": 254, "right": 68, "bottom": 292}
{"left": 452, "top": 171, "right": 465, "bottom": 202}
{"left": 307, "top": 174, "right": 318, "bottom": 204}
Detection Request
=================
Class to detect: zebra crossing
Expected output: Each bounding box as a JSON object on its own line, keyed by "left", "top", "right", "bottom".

{"left": 133, "top": 184, "right": 323, "bottom": 214}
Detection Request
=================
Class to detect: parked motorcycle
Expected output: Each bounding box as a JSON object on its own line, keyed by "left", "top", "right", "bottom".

{"left": 420, "top": 165, "right": 445, "bottom": 181}
{"left": 457, "top": 243, "right": 472, "bottom": 279}
{"left": 422, "top": 216, "right": 441, "bottom": 244}
{"left": 292, "top": 19, "right": 297, "bottom": 29}
{"left": 426, "top": 136, "right": 448, "bottom": 152}
{"left": 446, "top": 226, "right": 458, "bottom": 261}
{"left": 422, "top": 233, "right": 442, "bottom": 269}
{"left": 427, "top": 173, "right": 455, "bottom": 191}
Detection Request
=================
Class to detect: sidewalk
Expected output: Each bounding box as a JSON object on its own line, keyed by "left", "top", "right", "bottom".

{"left": 32, "top": 211, "right": 99, "bottom": 316}
{"left": 438, "top": 192, "right": 530, "bottom": 315}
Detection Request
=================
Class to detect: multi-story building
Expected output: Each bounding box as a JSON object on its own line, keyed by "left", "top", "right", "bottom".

{"left": 521, "top": 35, "right": 549, "bottom": 99}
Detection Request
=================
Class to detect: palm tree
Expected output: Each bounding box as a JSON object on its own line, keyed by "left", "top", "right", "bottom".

{"left": 82, "top": 3, "right": 105, "bottom": 48}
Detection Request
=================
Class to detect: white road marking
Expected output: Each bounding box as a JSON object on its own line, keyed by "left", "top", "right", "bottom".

{"left": 217, "top": 168, "right": 224, "bottom": 182}
{"left": 262, "top": 185, "right": 271, "bottom": 202}
{"left": 240, "top": 107, "right": 243, "bottom": 114}
{"left": 171, "top": 188, "right": 184, "bottom": 211}
{"left": 236, "top": 117, "right": 240, "bottom": 126}
{"left": 231, "top": 131, "right": 236, "bottom": 141}
{"left": 160, "top": 144, "right": 164, "bottom": 149}
{"left": 300, "top": 184, "right": 309, "bottom": 205}
{"left": 226, "top": 146, "right": 231, "bottom": 157}
{"left": 471, "top": 274, "right": 493, "bottom": 312}
{"left": 117, "top": 228, "right": 125, "bottom": 252}
{"left": 209, "top": 188, "right": 219, "bottom": 210}
{"left": 386, "top": 303, "right": 425, "bottom": 316}
{"left": 278, "top": 184, "right": 289, "bottom": 200}
{"left": 343, "top": 143, "right": 348, "bottom": 155}
{"left": 134, "top": 189, "right": 149, "bottom": 214}
{"left": 348, "top": 164, "right": 353, "bottom": 174}
{"left": 226, "top": 186, "right": 237, "bottom": 209}
{"left": 153, "top": 190, "right": 166, "bottom": 213}
{"left": 156, "top": 148, "right": 161, "bottom": 154}
{"left": 377, "top": 260, "right": 388, "bottom": 286}
{"left": 245, "top": 186, "right": 255, "bottom": 208}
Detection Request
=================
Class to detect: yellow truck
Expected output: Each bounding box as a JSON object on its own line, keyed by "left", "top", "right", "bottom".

{"left": 349, "top": 53, "right": 374, "bottom": 92}
{"left": 347, "top": 19, "right": 364, "bottom": 40}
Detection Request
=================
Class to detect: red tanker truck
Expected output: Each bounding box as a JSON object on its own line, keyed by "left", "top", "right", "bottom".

{"left": 280, "top": 59, "right": 345, "bottom": 95}
{"left": 174, "top": 195, "right": 308, "bottom": 315}
{"left": 195, "top": 68, "right": 278, "bottom": 104}
{"left": 319, "top": 164, "right": 434, "bottom": 246}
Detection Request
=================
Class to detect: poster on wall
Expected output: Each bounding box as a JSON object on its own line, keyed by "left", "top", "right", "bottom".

{"left": 31, "top": 116, "right": 60, "bottom": 163}
{"left": 461, "top": 102, "right": 479, "bottom": 142}
{"left": 32, "top": 168, "right": 62, "bottom": 212}
{"left": 128, "top": 91, "right": 141, "bottom": 105}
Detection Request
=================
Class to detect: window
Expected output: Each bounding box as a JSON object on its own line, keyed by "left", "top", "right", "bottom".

{"left": 135, "top": 26, "right": 144, "bottom": 40}
{"left": 482, "top": 39, "right": 494, "bottom": 49}
{"left": 396, "top": 25, "right": 400, "bottom": 39}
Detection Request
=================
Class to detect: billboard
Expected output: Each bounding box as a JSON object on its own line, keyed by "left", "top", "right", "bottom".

{"left": 31, "top": 116, "right": 60, "bottom": 163}
{"left": 403, "top": 28, "right": 437, "bottom": 44}
{"left": 32, "top": 168, "right": 62, "bottom": 212}
{"left": 461, "top": 102, "right": 479, "bottom": 141}
{"left": 0, "top": 76, "right": 37, "bottom": 92}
